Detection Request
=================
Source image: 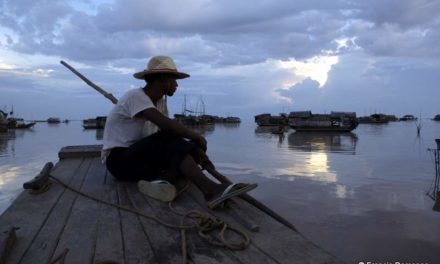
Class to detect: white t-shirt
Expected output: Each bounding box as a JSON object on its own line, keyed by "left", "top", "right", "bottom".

{"left": 101, "top": 88, "right": 167, "bottom": 161}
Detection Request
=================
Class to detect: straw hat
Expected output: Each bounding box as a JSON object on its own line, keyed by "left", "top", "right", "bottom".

{"left": 133, "top": 55, "right": 190, "bottom": 80}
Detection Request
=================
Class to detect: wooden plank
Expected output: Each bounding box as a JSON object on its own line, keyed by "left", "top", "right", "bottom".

{"left": 175, "top": 183, "right": 280, "bottom": 264}
{"left": 0, "top": 158, "right": 84, "bottom": 263}
{"left": 117, "top": 182, "right": 156, "bottom": 263}
{"left": 49, "top": 157, "right": 105, "bottom": 263}
{"left": 195, "top": 188, "right": 340, "bottom": 264}
{"left": 58, "top": 145, "right": 102, "bottom": 159}
{"left": 18, "top": 158, "right": 92, "bottom": 264}
{"left": 127, "top": 182, "right": 276, "bottom": 263}
{"left": 124, "top": 183, "right": 185, "bottom": 264}
{"left": 234, "top": 201, "right": 339, "bottom": 263}
{"left": 93, "top": 170, "right": 124, "bottom": 264}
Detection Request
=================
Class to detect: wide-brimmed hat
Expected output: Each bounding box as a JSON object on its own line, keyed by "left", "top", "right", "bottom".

{"left": 133, "top": 55, "right": 190, "bottom": 80}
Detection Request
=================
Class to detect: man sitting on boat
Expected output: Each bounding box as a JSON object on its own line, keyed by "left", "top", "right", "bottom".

{"left": 102, "top": 55, "right": 256, "bottom": 208}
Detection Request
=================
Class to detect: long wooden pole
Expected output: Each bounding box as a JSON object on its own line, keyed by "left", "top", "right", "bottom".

{"left": 60, "top": 60, "right": 299, "bottom": 232}
{"left": 60, "top": 60, "right": 118, "bottom": 104}
{"left": 203, "top": 165, "right": 299, "bottom": 233}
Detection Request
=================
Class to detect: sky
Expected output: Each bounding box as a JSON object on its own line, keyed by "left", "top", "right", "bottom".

{"left": 0, "top": 0, "right": 439, "bottom": 120}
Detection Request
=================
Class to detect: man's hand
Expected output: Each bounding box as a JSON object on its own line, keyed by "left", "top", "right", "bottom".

{"left": 197, "top": 148, "right": 215, "bottom": 170}
{"left": 193, "top": 135, "right": 207, "bottom": 152}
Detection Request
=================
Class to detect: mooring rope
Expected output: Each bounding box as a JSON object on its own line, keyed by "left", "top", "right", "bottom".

{"left": 45, "top": 175, "right": 251, "bottom": 264}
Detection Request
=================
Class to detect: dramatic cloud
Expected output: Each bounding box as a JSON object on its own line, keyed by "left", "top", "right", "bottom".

{"left": 0, "top": 0, "right": 439, "bottom": 119}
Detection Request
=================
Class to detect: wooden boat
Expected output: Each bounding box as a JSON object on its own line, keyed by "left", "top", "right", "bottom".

{"left": 399, "top": 115, "right": 417, "bottom": 121}
{"left": 7, "top": 118, "right": 36, "bottom": 129}
{"left": 357, "top": 114, "right": 389, "bottom": 124}
{"left": 288, "top": 111, "right": 358, "bottom": 132}
{"left": 0, "top": 110, "right": 7, "bottom": 132}
{"left": 223, "top": 116, "right": 241, "bottom": 123}
{"left": 83, "top": 116, "right": 107, "bottom": 129}
{"left": 47, "top": 117, "right": 61, "bottom": 124}
{"left": 254, "top": 113, "right": 288, "bottom": 126}
{"left": 0, "top": 145, "right": 340, "bottom": 263}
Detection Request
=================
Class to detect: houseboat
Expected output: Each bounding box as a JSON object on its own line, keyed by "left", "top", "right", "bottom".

{"left": 223, "top": 116, "right": 241, "bottom": 123}
{"left": 0, "top": 110, "right": 8, "bottom": 132}
{"left": 254, "top": 113, "right": 288, "bottom": 126}
{"left": 7, "top": 118, "right": 36, "bottom": 129}
{"left": 288, "top": 111, "right": 358, "bottom": 132}
{"left": 357, "top": 113, "right": 389, "bottom": 124}
{"left": 399, "top": 115, "right": 417, "bottom": 121}
{"left": 83, "top": 116, "right": 107, "bottom": 129}
{"left": 47, "top": 117, "right": 61, "bottom": 124}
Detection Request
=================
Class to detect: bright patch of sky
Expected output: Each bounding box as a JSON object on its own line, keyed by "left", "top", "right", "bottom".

{"left": 67, "top": 0, "right": 115, "bottom": 15}
{"left": 279, "top": 56, "right": 339, "bottom": 88}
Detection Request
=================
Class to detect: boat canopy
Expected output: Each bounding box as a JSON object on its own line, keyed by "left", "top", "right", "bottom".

{"left": 288, "top": 111, "right": 312, "bottom": 118}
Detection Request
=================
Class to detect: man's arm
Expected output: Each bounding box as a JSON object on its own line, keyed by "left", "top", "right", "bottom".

{"left": 136, "top": 108, "right": 207, "bottom": 151}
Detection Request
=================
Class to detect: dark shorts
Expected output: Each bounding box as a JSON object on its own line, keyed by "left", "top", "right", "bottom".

{"left": 106, "top": 131, "right": 199, "bottom": 181}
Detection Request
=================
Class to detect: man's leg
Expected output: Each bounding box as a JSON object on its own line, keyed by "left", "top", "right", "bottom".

{"left": 178, "top": 154, "right": 227, "bottom": 201}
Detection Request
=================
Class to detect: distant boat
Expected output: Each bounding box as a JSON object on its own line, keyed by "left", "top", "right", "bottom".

{"left": 47, "top": 117, "right": 61, "bottom": 124}
{"left": 7, "top": 118, "right": 36, "bottom": 129}
{"left": 223, "top": 116, "right": 241, "bottom": 123}
{"left": 174, "top": 114, "right": 212, "bottom": 126}
{"left": 83, "top": 116, "right": 106, "bottom": 129}
{"left": 288, "top": 111, "right": 358, "bottom": 132}
{"left": 0, "top": 110, "right": 8, "bottom": 132}
{"left": 399, "top": 115, "right": 417, "bottom": 121}
{"left": 434, "top": 114, "right": 440, "bottom": 121}
{"left": 357, "top": 113, "right": 389, "bottom": 124}
{"left": 254, "top": 113, "right": 288, "bottom": 126}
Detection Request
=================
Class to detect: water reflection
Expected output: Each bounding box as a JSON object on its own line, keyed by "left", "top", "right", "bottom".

{"left": 95, "top": 129, "right": 104, "bottom": 140}
{"left": 0, "top": 130, "right": 17, "bottom": 157}
{"left": 187, "top": 124, "right": 215, "bottom": 135}
{"left": 254, "top": 126, "right": 287, "bottom": 145}
{"left": 276, "top": 151, "right": 338, "bottom": 182}
{"left": 216, "top": 123, "right": 241, "bottom": 129}
{"left": 0, "top": 132, "right": 9, "bottom": 155}
{"left": 288, "top": 132, "right": 358, "bottom": 154}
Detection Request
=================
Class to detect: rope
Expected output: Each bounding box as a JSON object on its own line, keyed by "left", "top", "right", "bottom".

{"left": 46, "top": 175, "right": 251, "bottom": 264}
{"left": 29, "top": 181, "right": 52, "bottom": 195}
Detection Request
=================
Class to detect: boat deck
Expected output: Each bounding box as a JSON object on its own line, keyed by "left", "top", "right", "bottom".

{"left": 0, "top": 145, "right": 340, "bottom": 264}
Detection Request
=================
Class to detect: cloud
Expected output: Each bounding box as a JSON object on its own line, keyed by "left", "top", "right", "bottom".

{"left": 0, "top": 0, "right": 440, "bottom": 119}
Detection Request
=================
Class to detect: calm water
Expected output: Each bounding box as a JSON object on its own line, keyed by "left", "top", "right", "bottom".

{"left": 1, "top": 120, "right": 440, "bottom": 262}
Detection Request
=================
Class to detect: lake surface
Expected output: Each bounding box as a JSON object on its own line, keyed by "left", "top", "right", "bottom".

{"left": 1, "top": 120, "right": 440, "bottom": 263}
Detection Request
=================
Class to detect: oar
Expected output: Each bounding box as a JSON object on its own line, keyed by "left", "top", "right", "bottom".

{"left": 202, "top": 163, "right": 299, "bottom": 233}
{"left": 60, "top": 60, "right": 118, "bottom": 104}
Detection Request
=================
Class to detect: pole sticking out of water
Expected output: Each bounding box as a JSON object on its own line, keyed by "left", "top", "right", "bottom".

{"left": 431, "top": 139, "right": 440, "bottom": 211}
{"left": 416, "top": 113, "right": 423, "bottom": 136}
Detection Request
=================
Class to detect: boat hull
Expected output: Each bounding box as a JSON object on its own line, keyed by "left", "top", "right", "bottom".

{"left": 288, "top": 111, "right": 358, "bottom": 132}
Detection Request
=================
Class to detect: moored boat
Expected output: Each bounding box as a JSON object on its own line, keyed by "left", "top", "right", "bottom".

{"left": 399, "top": 114, "right": 417, "bottom": 121}
{"left": 288, "top": 111, "right": 358, "bottom": 132}
{"left": 357, "top": 113, "right": 389, "bottom": 124}
{"left": 83, "top": 116, "right": 107, "bottom": 129}
{"left": 254, "top": 113, "right": 288, "bottom": 126}
{"left": 223, "top": 116, "right": 241, "bottom": 123}
{"left": 0, "top": 110, "right": 8, "bottom": 132}
{"left": 47, "top": 117, "right": 61, "bottom": 124}
{"left": 7, "top": 118, "right": 36, "bottom": 129}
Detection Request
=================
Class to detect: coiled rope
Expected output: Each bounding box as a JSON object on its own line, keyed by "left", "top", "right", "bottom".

{"left": 46, "top": 175, "right": 250, "bottom": 264}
